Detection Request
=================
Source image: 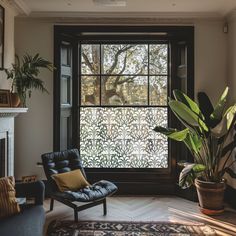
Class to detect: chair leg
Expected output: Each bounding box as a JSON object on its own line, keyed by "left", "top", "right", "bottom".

{"left": 50, "top": 198, "right": 54, "bottom": 211}
{"left": 103, "top": 198, "right": 107, "bottom": 215}
{"left": 74, "top": 209, "right": 78, "bottom": 222}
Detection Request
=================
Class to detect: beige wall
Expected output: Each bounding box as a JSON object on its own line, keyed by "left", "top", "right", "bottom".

{"left": 195, "top": 21, "right": 227, "bottom": 103}
{"left": 0, "top": 1, "right": 16, "bottom": 89}
{"left": 227, "top": 15, "right": 236, "bottom": 104}
{"left": 14, "top": 21, "right": 54, "bottom": 179}
{"left": 225, "top": 14, "right": 236, "bottom": 188}
{"left": 14, "top": 19, "right": 228, "bottom": 179}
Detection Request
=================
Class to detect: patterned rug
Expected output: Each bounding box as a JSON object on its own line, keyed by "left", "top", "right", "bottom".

{"left": 47, "top": 220, "right": 216, "bottom": 236}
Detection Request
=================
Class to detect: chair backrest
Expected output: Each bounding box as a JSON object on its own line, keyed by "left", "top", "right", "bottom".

{"left": 41, "top": 149, "right": 87, "bottom": 182}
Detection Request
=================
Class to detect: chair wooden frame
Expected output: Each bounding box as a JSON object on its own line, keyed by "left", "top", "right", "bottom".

{"left": 49, "top": 196, "right": 107, "bottom": 222}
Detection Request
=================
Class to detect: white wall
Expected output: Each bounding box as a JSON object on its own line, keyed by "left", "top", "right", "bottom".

{"left": 14, "top": 18, "right": 228, "bottom": 179}
{"left": 0, "top": 1, "right": 16, "bottom": 89}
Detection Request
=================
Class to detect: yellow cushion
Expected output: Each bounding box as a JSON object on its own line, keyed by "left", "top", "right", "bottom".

{"left": 0, "top": 176, "right": 20, "bottom": 219}
{"left": 52, "top": 169, "right": 90, "bottom": 192}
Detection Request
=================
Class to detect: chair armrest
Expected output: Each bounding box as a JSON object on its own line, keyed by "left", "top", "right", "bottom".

{"left": 15, "top": 181, "right": 45, "bottom": 205}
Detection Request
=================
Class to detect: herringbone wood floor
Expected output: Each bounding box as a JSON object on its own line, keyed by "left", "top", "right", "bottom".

{"left": 44, "top": 196, "right": 236, "bottom": 235}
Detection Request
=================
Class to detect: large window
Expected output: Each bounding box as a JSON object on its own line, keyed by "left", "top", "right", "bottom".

{"left": 54, "top": 26, "right": 194, "bottom": 194}
{"left": 79, "top": 44, "right": 169, "bottom": 168}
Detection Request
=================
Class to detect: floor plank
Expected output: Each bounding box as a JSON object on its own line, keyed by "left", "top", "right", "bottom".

{"left": 44, "top": 196, "right": 236, "bottom": 235}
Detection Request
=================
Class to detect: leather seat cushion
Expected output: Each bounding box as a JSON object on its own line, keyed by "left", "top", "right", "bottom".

{"left": 52, "top": 180, "right": 117, "bottom": 202}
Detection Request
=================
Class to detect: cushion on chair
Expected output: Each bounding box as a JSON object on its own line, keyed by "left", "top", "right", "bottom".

{"left": 42, "top": 149, "right": 87, "bottom": 192}
{"left": 52, "top": 180, "right": 118, "bottom": 202}
{"left": 52, "top": 169, "right": 90, "bottom": 192}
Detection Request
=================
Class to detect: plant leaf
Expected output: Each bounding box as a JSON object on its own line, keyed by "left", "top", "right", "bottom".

{"left": 179, "top": 163, "right": 206, "bottom": 189}
{"left": 221, "top": 139, "right": 236, "bottom": 157}
{"left": 168, "top": 128, "right": 189, "bottom": 141}
{"left": 197, "top": 92, "right": 217, "bottom": 127}
{"left": 210, "top": 87, "right": 229, "bottom": 122}
{"left": 153, "top": 126, "right": 189, "bottom": 141}
{"left": 224, "top": 167, "right": 236, "bottom": 179}
{"left": 169, "top": 100, "right": 208, "bottom": 132}
{"left": 153, "top": 126, "right": 177, "bottom": 136}
{"left": 185, "top": 133, "right": 202, "bottom": 154}
{"left": 173, "top": 90, "right": 203, "bottom": 118}
{"left": 224, "top": 104, "right": 236, "bottom": 130}
{"left": 211, "top": 117, "right": 228, "bottom": 138}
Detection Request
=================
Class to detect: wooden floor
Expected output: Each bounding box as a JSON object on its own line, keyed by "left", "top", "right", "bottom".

{"left": 44, "top": 196, "right": 236, "bottom": 235}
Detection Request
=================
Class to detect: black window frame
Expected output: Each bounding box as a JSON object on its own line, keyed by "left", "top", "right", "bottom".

{"left": 54, "top": 25, "right": 194, "bottom": 194}
{"left": 79, "top": 42, "right": 169, "bottom": 107}
{"left": 79, "top": 41, "right": 170, "bottom": 171}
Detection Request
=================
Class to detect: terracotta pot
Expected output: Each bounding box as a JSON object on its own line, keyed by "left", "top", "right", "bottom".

{"left": 195, "top": 178, "right": 226, "bottom": 215}
{"left": 10, "top": 93, "right": 21, "bottom": 107}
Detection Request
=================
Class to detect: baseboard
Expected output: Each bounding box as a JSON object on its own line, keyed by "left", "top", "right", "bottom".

{"left": 176, "top": 185, "right": 198, "bottom": 202}
{"left": 113, "top": 182, "right": 176, "bottom": 195}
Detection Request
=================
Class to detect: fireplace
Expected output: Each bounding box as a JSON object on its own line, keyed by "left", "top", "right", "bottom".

{"left": 0, "top": 108, "right": 28, "bottom": 177}
{"left": 0, "top": 133, "right": 7, "bottom": 177}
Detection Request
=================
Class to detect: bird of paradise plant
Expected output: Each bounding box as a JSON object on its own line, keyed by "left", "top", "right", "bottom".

{"left": 154, "top": 87, "right": 236, "bottom": 188}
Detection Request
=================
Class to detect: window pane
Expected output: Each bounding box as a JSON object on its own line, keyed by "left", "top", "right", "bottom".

{"left": 81, "top": 76, "right": 100, "bottom": 105}
{"left": 80, "top": 107, "right": 168, "bottom": 168}
{"left": 101, "top": 76, "right": 148, "bottom": 105}
{"left": 81, "top": 44, "right": 100, "bottom": 74}
{"left": 61, "top": 45, "right": 71, "bottom": 66}
{"left": 149, "top": 44, "right": 168, "bottom": 75}
{"left": 60, "top": 76, "right": 71, "bottom": 105}
{"left": 150, "top": 76, "right": 168, "bottom": 105}
{"left": 102, "top": 44, "right": 148, "bottom": 75}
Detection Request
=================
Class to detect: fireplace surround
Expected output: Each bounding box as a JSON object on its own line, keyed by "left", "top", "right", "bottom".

{"left": 0, "top": 133, "right": 7, "bottom": 177}
{"left": 0, "top": 108, "right": 27, "bottom": 176}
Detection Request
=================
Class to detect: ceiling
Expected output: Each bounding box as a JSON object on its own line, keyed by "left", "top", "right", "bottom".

{"left": 14, "top": 0, "right": 236, "bottom": 18}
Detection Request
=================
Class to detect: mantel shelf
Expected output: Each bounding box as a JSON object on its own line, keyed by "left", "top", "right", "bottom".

{"left": 0, "top": 108, "right": 28, "bottom": 117}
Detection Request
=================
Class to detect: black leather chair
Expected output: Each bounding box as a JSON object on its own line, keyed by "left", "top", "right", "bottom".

{"left": 41, "top": 149, "right": 117, "bottom": 221}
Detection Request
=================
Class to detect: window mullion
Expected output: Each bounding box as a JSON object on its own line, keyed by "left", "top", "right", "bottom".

{"left": 99, "top": 43, "right": 102, "bottom": 105}
{"left": 148, "top": 44, "right": 150, "bottom": 106}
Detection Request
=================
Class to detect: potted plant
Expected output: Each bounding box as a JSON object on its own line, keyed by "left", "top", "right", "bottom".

{"left": 154, "top": 87, "right": 236, "bottom": 215}
{"left": 4, "top": 54, "right": 54, "bottom": 107}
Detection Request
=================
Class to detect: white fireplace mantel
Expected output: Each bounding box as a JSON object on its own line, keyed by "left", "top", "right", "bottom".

{"left": 0, "top": 108, "right": 28, "bottom": 117}
{"left": 0, "top": 107, "right": 28, "bottom": 176}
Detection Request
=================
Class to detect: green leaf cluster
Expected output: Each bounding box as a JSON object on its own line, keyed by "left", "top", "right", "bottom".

{"left": 154, "top": 87, "right": 236, "bottom": 188}
{"left": 4, "top": 54, "right": 54, "bottom": 107}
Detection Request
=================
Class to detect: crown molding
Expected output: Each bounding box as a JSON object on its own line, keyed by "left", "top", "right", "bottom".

{"left": 8, "top": 0, "right": 31, "bottom": 15}
{"left": 19, "top": 11, "right": 224, "bottom": 21}
{"left": 16, "top": 17, "right": 196, "bottom": 25}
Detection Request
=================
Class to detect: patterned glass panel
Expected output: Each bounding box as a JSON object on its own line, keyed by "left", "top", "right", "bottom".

{"left": 80, "top": 107, "right": 168, "bottom": 168}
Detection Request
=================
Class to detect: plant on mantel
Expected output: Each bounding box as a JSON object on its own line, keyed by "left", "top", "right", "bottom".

{"left": 4, "top": 54, "right": 54, "bottom": 107}
{"left": 153, "top": 87, "right": 236, "bottom": 214}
